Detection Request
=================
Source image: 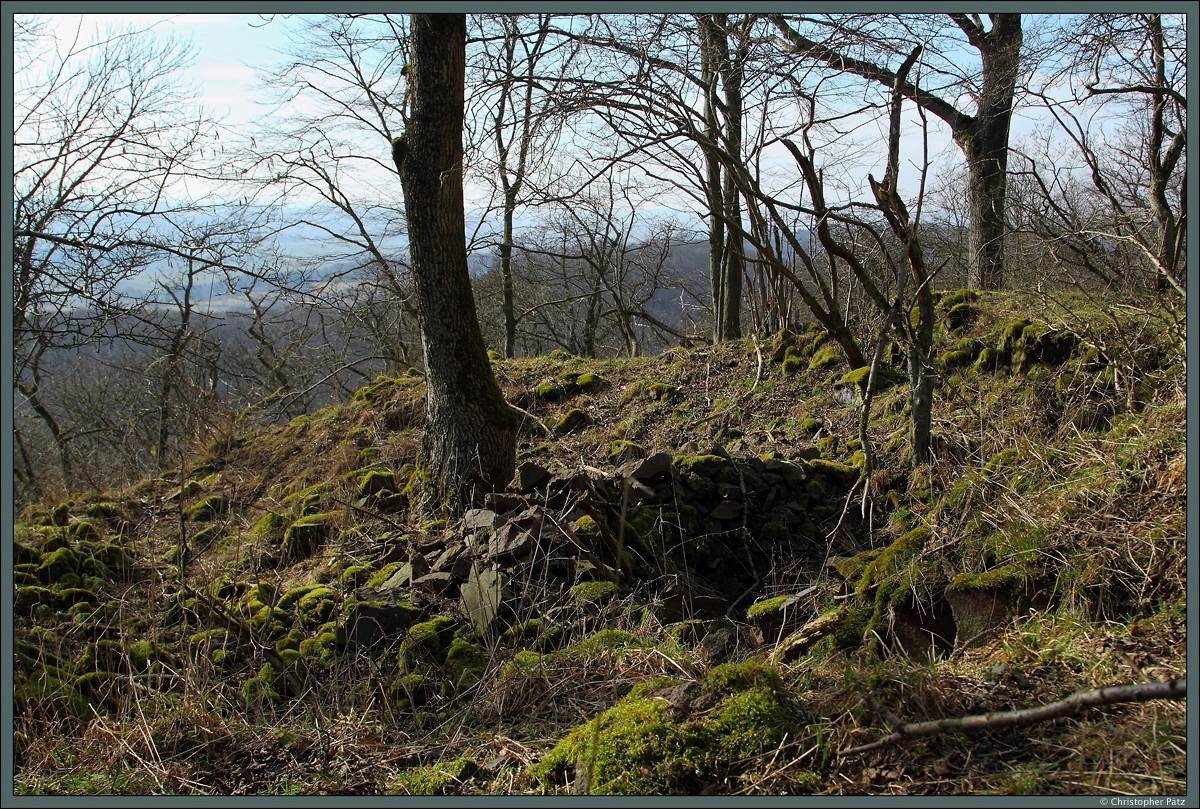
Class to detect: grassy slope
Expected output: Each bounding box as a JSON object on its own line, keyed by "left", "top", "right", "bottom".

{"left": 12, "top": 288, "right": 1187, "bottom": 795}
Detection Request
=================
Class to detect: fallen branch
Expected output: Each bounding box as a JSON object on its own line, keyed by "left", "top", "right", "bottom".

{"left": 839, "top": 678, "right": 1186, "bottom": 758}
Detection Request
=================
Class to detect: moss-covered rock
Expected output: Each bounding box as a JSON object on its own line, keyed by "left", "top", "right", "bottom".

{"left": 358, "top": 470, "right": 396, "bottom": 498}
{"left": 575, "top": 372, "right": 610, "bottom": 393}
{"left": 648, "top": 382, "right": 678, "bottom": 401}
{"left": 807, "top": 342, "right": 842, "bottom": 372}
{"left": 571, "top": 580, "right": 618, "bottom": 604}
{"left": 280, "top": 512, "right": 340, "bottom": 563}
{"left": 673, "top": 453, "right": 729, "bottom": 478}
{"left": 536, "top": 661, "right": 792, "bottom": 794}
{"left": 608, "top": 440, "right": 646, "bottom": 465}
{"left": 554, "top": 408, "right": 588, "bottom": 435}
{"left": 184, "top": 494, "right": 228, "bottom": 522}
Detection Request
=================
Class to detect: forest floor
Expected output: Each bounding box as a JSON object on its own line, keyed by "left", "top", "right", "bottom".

{"left": 11, "top": 287, "right": 1189, "bottom": 796}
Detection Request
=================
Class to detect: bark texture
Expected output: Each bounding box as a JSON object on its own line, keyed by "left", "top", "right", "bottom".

{"left": 398, "top": 13, "right": 516, "bottom": 505}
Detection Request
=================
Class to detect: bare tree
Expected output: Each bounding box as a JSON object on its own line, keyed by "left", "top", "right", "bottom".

{"left": 769, "top": 13, "right": 1023, "bottom": 290}
{"left": 1017, "top": 13, "right": 1185, "bottom": 296}
{"left": 12, "top": 16, "right": 257, "bottom": 493}
{"left": 466, "top": 14, "right": 585, "bottom": 357}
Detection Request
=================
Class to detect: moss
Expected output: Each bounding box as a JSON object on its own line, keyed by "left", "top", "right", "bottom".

{"left": 38, "top": 546, "right": 79, "bottom": 580}
{"left": 251, "top": 511, "right": 287, "bottom": 541}
{"left": 798, "top": 416, "right": 821, "bottom": 436}
{"left": 782, "top": 347, "right": 804, "bottom": 375}
{"left": 816, "top": 435, "right": 839, "bottom": 457}
{"left": 560, "top": 629, "right": 641, "bottom": 659}
{"left": 353, "top": 375, "right": 399, "bottom": 403}
{"left": 807, "top": 342, "right": 842, "bottom": 372}
{"left": 536, "top": 381, "right": 567, "bottom": 401}
{"left": 648, "top": 382, "right": 677, "bottom": 401}
{"left": 805, "top": 458, "right": 861, "bottom": 486}
{"left": 445, "top": 636, "right": 489, "bottom": 688}
{"left": 184, "top": 494, "right": 229, "bottom": 522}
{"left": 745, "top": 595, "right": 795, "bottom": 621}
{"left": 399, "top": 615, "right": 458, "bottom": 670}
{"left": 608, "top": 440, "right": 646, "bottom": 465}
{"left": 548, "top": 349, "right": 573, "bottom": 360}
{"left": 280, "top": 512, "right": 340, "bottom": 563}
{"left": 856, "top": 526, "right": 931, "bottom": 594}
{"left": 554, "top": 407, "right": 588, "bottom": 435}
{"left": 945, "top": 302, "right": 977, "bottom": 332}
{"left": 537, "top": 661, "right": 791, "bottom": 794}
{"left": 575, "top": 372, "right": 610, "bottom": 393}
{"left": 176, "top": 479, "right": 204, "bottom": 499}
{"left": 948, "top": 564, "right": 1024, "bottom": 593}
{"left": 241, "top": 664, "right": 283, "bottom": 706}
{"left": 573, "top": 515, "right": 601, "bottom": 538}
{"left": 358, "top": 470, "right": 396, "bottom": 498}
{"left": 940, "top": 348, "right": 977, "bottom": 372}
{"left": 982, "top": 448, "right": 1022, "bottom": 476}
{"left": 386, "top": 757, "right": 479, "bottom": 796}
{"left": 51, "top": 502, "right": 72, "bottom": 526}
{"left": 673, "top": 453, "right": 729, "bottom": 478}
{"left": 282, "top": 482, "right": 333, "bottom": 516}
{"left": 339, "top": 564, "right": 374, "bottom": 588}
{"left": 971, "top": 346, "right": 1001, "bottom": 376}
{"left": 571, "top": 580, "right": 618, "bottom": 604}
{"left": 366, "top": 561, "right": 407, "bottom": 589}
{"left": 84, "top": 502, "right": 125, "bottom": 522}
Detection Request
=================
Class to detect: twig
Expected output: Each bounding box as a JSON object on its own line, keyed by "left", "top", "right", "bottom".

{"left": 838, "top": 678, "right": 1186, "bottom": 758}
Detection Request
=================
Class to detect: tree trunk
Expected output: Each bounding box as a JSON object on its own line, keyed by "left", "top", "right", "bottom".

{"left": 500, "top": 195, "right": 517, "bottom": 357}
{"left": 398, "top": 13, "right": 516, "bottom": 505}
{"left": 718, "top": 16, "right": 745, "bottom": 340}
{"left": 954, "top": 14, "right": 1022, "bottom": 290}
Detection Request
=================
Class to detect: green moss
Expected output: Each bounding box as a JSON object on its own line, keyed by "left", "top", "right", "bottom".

{"left": 51, "top": 503, "right": 72, "bottom": 526}
{"left": 807, "top": 342, "right": 842, "bottom": 372}
{"left": 782, "top": 346, "right": 804, "bottom": 375}
{"left": 184, "top": 494, "right": 228, "bottom": 522}
{"left": 445, "top": 637, "right": 489, "bottom": 687}
{"left": 745, "top": 595, "right": 795, "bottom": 621}
{"left": 548, "top": 349, "right": 573, "bottom": 360}
{"left": 945, "top": 302, "right": 977, "bottom": 332}
{"left": 571, "top": 580, "right": 618, "bottom": 604}
{"left": 673, "top": 454, "right": 729, "bottom": 478}
{"left": 648, "top": 382, "right": 677, "bottom": 401}
{"left": 982, "top": 448, "right": 1022, "bottom": 476}
{"left": 537, "top": 661, "right": 791, "bottom": 794}
{"left": 554, "top": 408, "right": 588, "bottom": 435}
{"left": 856, "top": 526, "right": 931, "bottom": 595}
{"left": 353, "top": 375, "right": 399, "bottom": 403}
{"left": 574, "top": 515, "right": 601, "bottom": 538}
{"left": 560, "top": 629, "right": 642, "bottom": 659}
{"left": 398, "top": 615, "right": 457, "bottom": 670}
{"left": 385, "top": 757, "right": 478, "bottom": 796}
{"left": 940, "top": 348, "right": 977, "bottom": 372}
{"left": 241, "top": 664, "right": 283, "bottom": 706}
{"left": 798, "top": 416, "right": 821, "bottom": 436}
{"left": 251, "top": 512, "right": 287, "bottom": 541}
{"left": 805, "top": 458, "right": 861, "bottom": 486}
{"left": 575, "top": 372, "right": 610, "bottom": 393}
{"left": 38, "top": 546, "right": 79, "bottom": 580}
{"left": 339, "top": 564, "right": 374, "bottom": 588}
{"left": 366, "top": 561, "right": 406, "bottom": 589}
{"left": 608, "top": 440, "right": 646, "bottom": 465}
{"left": 536, "top": 381, "right": 567, "bottom": 401}
{"left": 816, "top": 435, "right": 839, "bottom": 457}
{"left": 948, "top": 565, "right": 1024, "bottom": 592}
{"left": 280, "top": 512, "right": 340, "bottom": 563}
{"left": 358, "top": 470, "right": 396, "bottom": 498}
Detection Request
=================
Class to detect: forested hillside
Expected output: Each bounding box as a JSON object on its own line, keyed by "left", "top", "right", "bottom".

{"left": 13, "top": 289, "right": 1186, "bottom": 795}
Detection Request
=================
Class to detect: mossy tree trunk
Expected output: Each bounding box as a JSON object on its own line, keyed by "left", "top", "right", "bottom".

{"left": 396, "top": 13, "right": 516, "bottom": 506}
